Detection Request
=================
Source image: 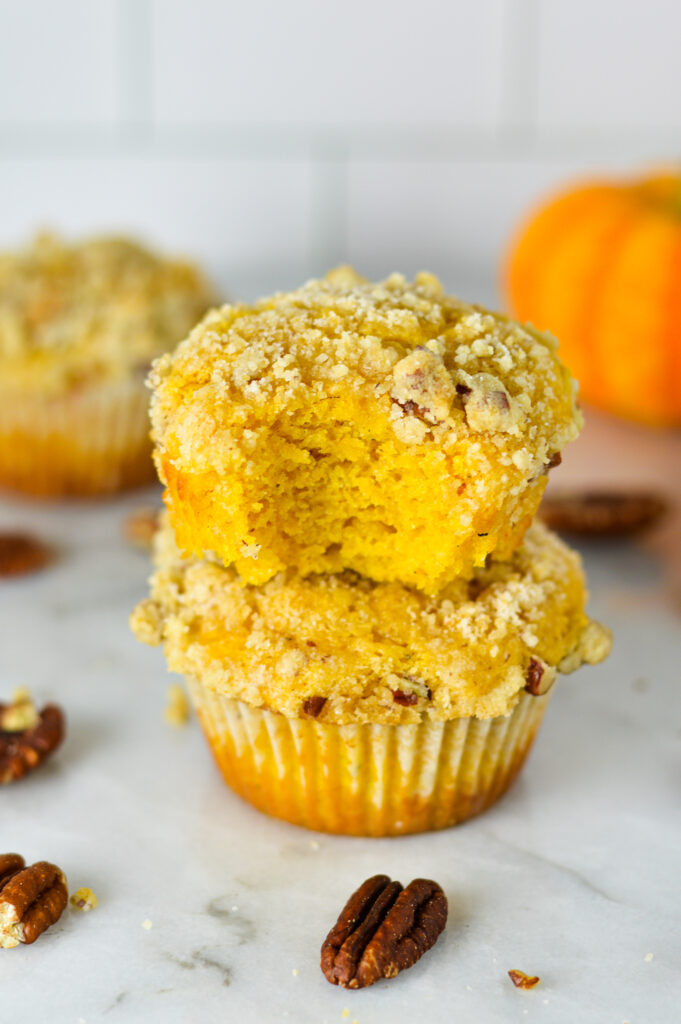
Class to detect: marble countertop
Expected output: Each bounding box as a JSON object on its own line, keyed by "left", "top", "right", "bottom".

{"left": 2, "top": 411, "right": 680, "bottom": 1024}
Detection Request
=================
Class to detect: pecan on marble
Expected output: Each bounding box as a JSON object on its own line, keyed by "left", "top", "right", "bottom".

{"left": 0, "top": 854, "right": 25, "bottom": 889}
{"left": 0, "top": 858, "right": 67, "bottom": 948}
{"left": 539, "top": 489, "right": 667, "bottom": 536}
{"left": 0, "top": 701, "right": 65, "bottom": 784}
{"left": 321, "top": 874, "right": 447, "bottom": 989}
{"left": 0, "top": 533, "right": 52, "bottom": 578}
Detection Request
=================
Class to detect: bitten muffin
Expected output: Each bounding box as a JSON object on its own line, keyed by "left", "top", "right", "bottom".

{"left": 131, "top": 516, "right": 611, "bottom": 836}
{"left": 150, "top": 268, "right": 582, "bottom": 592}
{"left": 0, "top": 233, "right": 213, "bottom": 496}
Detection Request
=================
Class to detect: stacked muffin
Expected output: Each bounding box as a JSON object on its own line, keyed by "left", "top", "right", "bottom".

{"left": 132, "top": 268, "right": 611, "bottom": 836}
{"left": 0, "top": 233, "right": 213, "bottom": 496}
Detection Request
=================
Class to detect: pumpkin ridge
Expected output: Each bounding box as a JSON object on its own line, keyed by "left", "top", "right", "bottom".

{"left": 663, "top": 229, "right": 681, "bottom": 417}
{"left": 593, "top": 209, "right": 678, "bottom": 423}
{"left": 572, "top": 205, "right": 645, "bottom": 412}
{"left": 527, "top": 191, "right": 632, "bottom": 386}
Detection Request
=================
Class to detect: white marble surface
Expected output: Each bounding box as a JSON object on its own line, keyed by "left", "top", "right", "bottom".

{"left": 2, "top": 417, "right": 681, "bottom": 1024}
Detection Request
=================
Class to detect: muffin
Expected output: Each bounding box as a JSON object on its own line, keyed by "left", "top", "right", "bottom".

{"left": 149, "top": 268, "right": 582, "bottom": 593}
{"left": 0, "top": 233, "right": 213, "bottom": 497}
{"left": 131, "top": 516, "right": 611, "bottom": 836}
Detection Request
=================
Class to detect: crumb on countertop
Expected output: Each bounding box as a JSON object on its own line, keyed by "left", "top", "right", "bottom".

{"left": 70, "top": 888, "right": 98, "bottom": 912}
{"left": 164, "top": 683, "right": 190, "bottom": 727}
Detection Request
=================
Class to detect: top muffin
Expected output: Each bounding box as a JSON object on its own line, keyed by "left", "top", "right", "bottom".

{"left": 150, "top": 268, "right": 582, "bottom": 593}
{"left": 0, "top": 233, "right": 213, "bottom": 393}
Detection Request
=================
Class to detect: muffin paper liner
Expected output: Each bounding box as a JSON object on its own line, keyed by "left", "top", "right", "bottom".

{"left": 0, "top": 377, "right": 154, "bottom": 497}
{"left": 187, "top": 679, "right": 552, "bottom": 836}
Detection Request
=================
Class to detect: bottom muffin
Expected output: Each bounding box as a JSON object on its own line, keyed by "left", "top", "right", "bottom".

{"left": 131, "top": 519, "right": 611, "bottom": 836}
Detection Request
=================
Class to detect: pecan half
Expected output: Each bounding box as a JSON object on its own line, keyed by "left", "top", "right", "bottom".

{"left": 539, "top": 490, "right": 667, "bottom": 536}
{"left": 321, "top": 874, "right": 447, "bottom": 989}
{"left": 0, "top": 701, "right": 65, "bottom": 784}
{"left": 0, "top": 855, "right": 25, "bottom": 888}
{"left": 0, "top": 533, "right": 52, "bottom": 578}
{"left": 508, "top": 969, "right": 540, "bottom": 989}
{"left": 0, "top": 859, "right": 67, "bottom": 948}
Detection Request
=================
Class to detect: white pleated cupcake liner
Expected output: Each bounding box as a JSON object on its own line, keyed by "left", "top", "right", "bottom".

{"left": 0, "top": 376, "right": 154, "bottom": 496}
{"left": 187, "top": 679, "right": 551, "bottom": 836}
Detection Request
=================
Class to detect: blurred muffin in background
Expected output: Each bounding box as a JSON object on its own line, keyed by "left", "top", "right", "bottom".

{"left": 0, "top": 232, "right": 214, "bottom": 497}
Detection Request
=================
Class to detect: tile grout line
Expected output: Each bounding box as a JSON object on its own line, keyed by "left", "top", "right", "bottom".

{"left": 0, "top": 122, "right": 675, "bottom": 163}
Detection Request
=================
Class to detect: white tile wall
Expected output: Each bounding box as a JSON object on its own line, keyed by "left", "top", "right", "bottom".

{"left": 0, "top": 158, "right": 316, "bottom": 296}
{"left": 150, "top": 0, "right": 507, "bottom": 128}
{"left": 345, "top": 159, "right": 588, "bottom": 304}
{"left": 536, "top": 0, "right": 681, "bottom": 130}
{"left": 0, "top": 0, "right": 678, "bottom": 296}
{"left": 0, "top": 0, "right": 119, "bottom": 125}
{"left": 345, "top": 142, "right": 674, "bottom": 303}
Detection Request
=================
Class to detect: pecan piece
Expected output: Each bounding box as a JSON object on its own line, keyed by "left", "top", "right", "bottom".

{"left": 524, "top": 658, "right": 555, "bottom": 697}
{"left": 302, "top": 696, "right": 327, "bottom": 718}
{"left": 539, "top": 490, "right": 667, "bottom": 536}
{"left": 391, "top": 349, "right": 454, "bottom": 425}
{"left": 508, "top": 969, "right": 540, "bottom": 989}
{"left": 124, "top": 507, "right": 161, "bottom": 550}
{"left": 391, "top": 689, "right": 418, "bottom": 707}
{"left": 0, "top": 854, "right": 25, "bottom": 888}
{"left": 0, "top": 533, "right": 52, "bottom": 578}
{"left": 394, "top": 398, "right": 425, "bottom": 418}
{"left": 0, "top": 702, "right": 65, "bottom": 784}
{"left": 0, "top": 859, "right": 67, "bottom": 948}
{"left": 321, "top": 874, "right": 447, "bottom": 989}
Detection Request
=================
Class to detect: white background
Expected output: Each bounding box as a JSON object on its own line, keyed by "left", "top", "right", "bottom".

{"left": 1, "top": 0, "right": 680, "bottom": 302}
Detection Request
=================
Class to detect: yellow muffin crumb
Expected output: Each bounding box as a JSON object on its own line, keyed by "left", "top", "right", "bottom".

{"left": 164, "top": 683, "right": 190, "bottom": 726}
{"left": 150, "top": 269, "right": 581, "bottom": 592}
{"left": 131, "top": 515, "right": 610, "bottom": 726}
{"left": 1, "top": 689, "right": 39, "bottom": 731}
{"left": 70, "top": 888, "right": 98, "bottom": 912}
{"left": 0, "top": 232, "right": 213, "bottom": 393}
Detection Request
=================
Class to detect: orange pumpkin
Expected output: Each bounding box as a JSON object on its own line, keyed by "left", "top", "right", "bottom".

{"left": 505, "top": 171, "right": 681, "bottom": 427}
